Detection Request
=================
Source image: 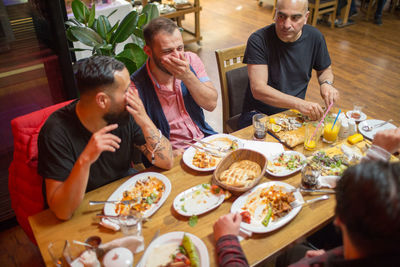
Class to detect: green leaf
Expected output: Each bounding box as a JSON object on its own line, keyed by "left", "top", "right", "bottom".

{"left": 71, "top": 0, "right": 89, "bottom": 24}
{"left": 130, "top": 34, "right": 145, "bottom": 48}
{"left": 115, "top": 55, "right": 137, "bottom": 74}
{"left": 107, "top": 8, "right": 118, "bottom": 18}
{"left": 188, "top": 215, "right": 198, "bottom": 227}
{"left": 88, "top": 3, "right": 96, "bottom": 28}
{"left": 137, "top": 13, "right": 147, "bottom": 28}
{"left": 123, "top": 43, "right": 147, "bottom": 68}
{"left": 95, "top": 15, "right": 112, "bottom": 40}
{"left": 66, "top": 28, "right": 79, "bottom": 42}
{"left": 142, "top": 3, "right": 159, "bottom": 25}
{"left": 68, "top": 47, "right": 92, "bottom": 52}
{"left": 132, "top": 28, "right": 144, "bottom": 40}
{"left": 69, "top": 26, "right": 103, "bottom": 47}
{"left": 110, "top": 10, "right": 139, "bottom": 44}
{"left": 65, "top": 21, "right": 79, "bottom": 27}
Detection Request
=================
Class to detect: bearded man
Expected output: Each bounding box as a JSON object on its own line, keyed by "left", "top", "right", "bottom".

{"left": 130, "top": 17, "right": 218, "bottom": 156}
{"left": 38, "top": 56, "right": 173, "bottom": 220}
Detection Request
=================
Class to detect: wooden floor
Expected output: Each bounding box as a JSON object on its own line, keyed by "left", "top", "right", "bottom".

{"left": 1, "top": 1, "right": 399, "bottom": 266}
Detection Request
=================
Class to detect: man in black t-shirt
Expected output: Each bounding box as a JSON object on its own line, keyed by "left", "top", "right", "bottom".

{"left": 239, "top": 0, "right": 339, "bottom": 128}
{"left": 38, "top": 56, "right": 173, "bottom": 220}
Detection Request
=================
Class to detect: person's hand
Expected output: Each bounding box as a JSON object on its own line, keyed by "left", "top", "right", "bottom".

{"left": 80, "top": 124, "right": 121, "bottom": 164}
{"left": 125, "top": 87, "right": 151, "bottom": 126}
{"left": 305, "top": 249, "right": 326, "bottom": 258}
{"left": 320, "top": 84, "right": 339, "bottom": 108}
{"left": 372, "top": 127, "right": 400, "bottom": 154}
{"left": 161, "top": 53, "right": 191, "bottom": 80}
{"left": 297, "top": 100, "right": 324, "bottom": 121}
{"left": 213, "top": 213, "right": 242, "bottom": 242}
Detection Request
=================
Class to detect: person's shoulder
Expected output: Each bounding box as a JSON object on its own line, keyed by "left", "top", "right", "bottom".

{"left": 303, "top": 24, "right": 324, "bottom": 38}
{"left": 41, "top": 101, "right": 77, "bottom": 132}
{"left": 185, "top": 51, "right": 203, "bottom": 64}
{"left": 251, "top": 24, "right": 274, "bottom": 39}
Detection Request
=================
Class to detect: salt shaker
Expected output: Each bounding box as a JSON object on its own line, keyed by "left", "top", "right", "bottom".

{"left": 339, "top": 118, "right": 349, "bottom": 139}
{"left": 348, "top": 119, "right": 357, "bottom": 135}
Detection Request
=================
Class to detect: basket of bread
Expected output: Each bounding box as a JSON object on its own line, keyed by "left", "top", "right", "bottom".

{"left": 212, "top": 149, "right": 267, "bottom": 194}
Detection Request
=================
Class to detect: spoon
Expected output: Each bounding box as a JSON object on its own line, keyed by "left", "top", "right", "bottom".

{"left": 362, "top": 119, "right": 392, "bottom": 132}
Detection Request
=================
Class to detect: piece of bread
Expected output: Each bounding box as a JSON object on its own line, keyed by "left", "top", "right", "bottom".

{"left": 218, "top": 160, "right": 261, "bottom": 187}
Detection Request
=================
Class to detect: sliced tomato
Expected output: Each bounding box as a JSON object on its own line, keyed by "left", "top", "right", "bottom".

{"left": 240, "top": 211, "right": 251, "bottom": 224}
{"left": 174, "top": 252, "right": 191, "bottom": 265}
{"left": 211, "top": 185, "right": 222, "bottom": 194}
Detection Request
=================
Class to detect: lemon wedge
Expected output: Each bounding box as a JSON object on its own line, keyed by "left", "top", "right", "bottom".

{"left": 269, "top": 117, "right": 276, "bottom": 124}
{"left": 271, "top": 124, "right": 282, "bottom": 133}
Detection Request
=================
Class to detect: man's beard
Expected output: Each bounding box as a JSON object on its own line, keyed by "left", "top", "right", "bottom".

{"left": 103, "top": 109, "right": 130, "bottom": 126}
{"left": 152, "top": 52, "right": 172, "bottom": 76}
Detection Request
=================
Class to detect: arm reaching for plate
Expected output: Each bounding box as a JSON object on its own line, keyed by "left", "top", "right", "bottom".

{"left": 213, "top": 212, "right": 242, "bottom": 241}
{"left": 364, "top": 127, "right": 400, "bottom": 161}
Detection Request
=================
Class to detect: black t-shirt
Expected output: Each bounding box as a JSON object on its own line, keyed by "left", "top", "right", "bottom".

{"left": 242, "top": 24, "right": 331, "bottom": 115}
{"left": 38, "top": 100, "right": 146, "bottom": 192}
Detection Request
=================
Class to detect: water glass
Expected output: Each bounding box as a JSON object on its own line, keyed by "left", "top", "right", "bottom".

{"left": 304, "top": 122, "right": 322, "bottom": 151}
{"left": 301, "top": 164, "right": 320, "bottom": 189}
{"left": 252, "top": 114, "right": 267, "bottom": 140}
{"left": 118, "top": 216, "right": 142, "bottom": 237}
{"left": 48, "top": 240, "right": 69, "bottom": 267}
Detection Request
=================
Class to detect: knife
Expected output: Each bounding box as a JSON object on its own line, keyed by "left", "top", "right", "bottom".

{"left": 267, "top": 130, "right": 291, "bottom": 149}
{"left": 135, "top": 229, "right": 160, "bottom": 267}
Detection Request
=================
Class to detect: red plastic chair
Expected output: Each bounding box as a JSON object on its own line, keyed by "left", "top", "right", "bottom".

{"left": 8, "top": 100, "right": 73, "bottom": 244}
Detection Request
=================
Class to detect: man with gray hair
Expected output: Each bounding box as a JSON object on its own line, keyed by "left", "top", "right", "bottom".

{"left": 239, "top": 0, "right": 339, "bottom": 128}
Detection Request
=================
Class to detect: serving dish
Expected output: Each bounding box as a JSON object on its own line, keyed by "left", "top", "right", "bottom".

{"left": 266, "top": 151, "right": 306, "bottom": 177}
{"left": 182, "top": 133, "right": 243, "bottom": 172}
{"left": 103, "top": 172, "right": 171, "bottom": 218}
{"left": 173, "top": 184, "right": 225, "bottom": 216}
{"left": 231, "top": 181, "right": 303, "bottom": 233}
{"left": 358, "top": 119, "right": 397, "bottom": 140}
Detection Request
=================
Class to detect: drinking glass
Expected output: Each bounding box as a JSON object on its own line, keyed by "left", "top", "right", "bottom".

{"left": 323, "top": 115, "right": 340, "bottom": 143}
{"left": 252, "top": 114, "right": 267, "bottom": 140}
{"left": 301, "top": 164, "right": 320, "bottom": 189}
{"left": 118, "top": 215, "right": 142, "bottom": 237}
{"left": 304, "top": 122, "right": 322, "bottom": 151}
{"left": 351, "top": 103, "right": 364, "bottom": 120}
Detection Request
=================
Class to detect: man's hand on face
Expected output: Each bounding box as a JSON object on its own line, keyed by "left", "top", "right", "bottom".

{"left": 161, "top": 53, "right": 191, "bottom": 80}
{"left": 320, "top": 84, "right": 339, "bottom": 108}
{"left": 81, "top": 124, "right": 121, "bottom": 165}
{"left": 125, "top": 87, "right": 150, "bottom": 126}
{"left": 298, "top": 100, "right": 324, "bottom": 121}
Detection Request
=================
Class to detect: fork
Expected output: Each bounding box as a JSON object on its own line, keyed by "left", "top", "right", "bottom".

{"left": 89, "top": 199, "right": 139, "bottom": 205}
{"left": 193, "top": 138, "right": 236, "bottom": 153}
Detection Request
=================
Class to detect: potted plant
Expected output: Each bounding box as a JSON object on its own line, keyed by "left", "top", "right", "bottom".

{"left": 65, "top": 0, "right": 159, "bottom": 74}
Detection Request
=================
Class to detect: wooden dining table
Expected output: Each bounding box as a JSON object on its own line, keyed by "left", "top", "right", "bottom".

{"left": 29, "top": 120, "right": 338, "bottom": 267}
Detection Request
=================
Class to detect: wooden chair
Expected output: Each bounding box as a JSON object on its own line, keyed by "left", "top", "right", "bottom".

{"left": 308, "top": 0, "right": 338, "bottom": 28}
{"left": 215, "top": 45, "right": 248, "bottom": 133}
{"left": 360, "top": 0, "right": 377, "bottom": 21}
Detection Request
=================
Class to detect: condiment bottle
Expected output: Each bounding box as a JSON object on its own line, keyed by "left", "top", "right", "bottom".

{"left": 348, "top": 119, "right": 357, "bottom": 136}
{"left": 339, "top": 118, "right": 349, "bottom": 139}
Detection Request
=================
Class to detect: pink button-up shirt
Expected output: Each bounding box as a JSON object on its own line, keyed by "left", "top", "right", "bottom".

{"left": 136, "top": 52, "right": 211, "bottom": 150}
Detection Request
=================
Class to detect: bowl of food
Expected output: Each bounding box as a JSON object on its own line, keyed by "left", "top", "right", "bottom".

{"left": 212, "top": 149, "right": 267, "bottom": 194}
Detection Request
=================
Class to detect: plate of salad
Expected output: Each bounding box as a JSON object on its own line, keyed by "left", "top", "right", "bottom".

{"left": 266, "top": 151, "right": 306, "bottom": 177}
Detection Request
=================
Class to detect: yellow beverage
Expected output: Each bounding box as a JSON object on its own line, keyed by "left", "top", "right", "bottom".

{"left": 304, "top": 140, "right": 316, "bottom": 151}
{"left": 323, "top": 122, "right": 340, "bottom": 143}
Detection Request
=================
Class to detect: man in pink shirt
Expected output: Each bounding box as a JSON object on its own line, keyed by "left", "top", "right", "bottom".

{"left": 131, "top": 17, "right": 218, "bottom": 157}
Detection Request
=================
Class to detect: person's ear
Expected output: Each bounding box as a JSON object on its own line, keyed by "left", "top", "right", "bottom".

{"left": 333, "top": 216, "right": 342, "bottom": 227}
{"left": 96, "top": 91, "right": 109, "bottom": 110}
{"left": 143, "top": 45, "right": 152, "bottom": 57}
{"left": 304, "top": 11, "right": 310, "bottom": 24}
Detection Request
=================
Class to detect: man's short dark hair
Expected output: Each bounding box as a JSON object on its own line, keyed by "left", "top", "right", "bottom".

{"left": 73, "top": 56, "right": 125, "bottom": 95}
{"left": 143, "top": 17, "right": 178, "bottom": 46}
{"left": 335, "top": 161, "right": 400, "bottom": 255}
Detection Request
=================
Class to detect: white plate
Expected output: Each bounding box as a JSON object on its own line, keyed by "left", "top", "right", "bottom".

{"left": 346, "top": 110, "right": 367, "bottom": 122}
{"left": 358, "top": 119, "right": 397, "bottom": 140}
{"left": 173, "top": 184, "right": 225, "bottom": 216}
{"left": 138, "top": 232, "right": 209, "bottom": 267}
{"left": 182, "top": 134, "right": 244, "bottom": 172}
{"left": 231, "top": 181, "right": 303, "bottom": 234}
{"left": 266, "top": 151, "right": 306, "bottom": 177}
{"left": 104, "top": 172, "right": 171, "bottom": 218}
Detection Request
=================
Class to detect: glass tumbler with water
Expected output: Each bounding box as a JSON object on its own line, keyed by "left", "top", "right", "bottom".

{"left": 301, "top": 164, "right": 320, "bottom": 189}
{"left": 253, "top": 113, "right": 267, "bottom": 140}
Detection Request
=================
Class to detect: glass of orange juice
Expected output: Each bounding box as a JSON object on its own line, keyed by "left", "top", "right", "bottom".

{"left": 304, "top": 122, "right": 322, "bottom": 151}
{"left": 323, "top": 116, "right": 340, "bottom": 143}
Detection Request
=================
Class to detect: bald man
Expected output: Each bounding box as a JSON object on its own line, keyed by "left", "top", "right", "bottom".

{"left": 238, "top": 0, "right": 339, "bottom": 128}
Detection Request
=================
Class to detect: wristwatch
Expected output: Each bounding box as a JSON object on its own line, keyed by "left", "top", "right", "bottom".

{"left": 320, "top": 80, "right": 333, "bottom": 85}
